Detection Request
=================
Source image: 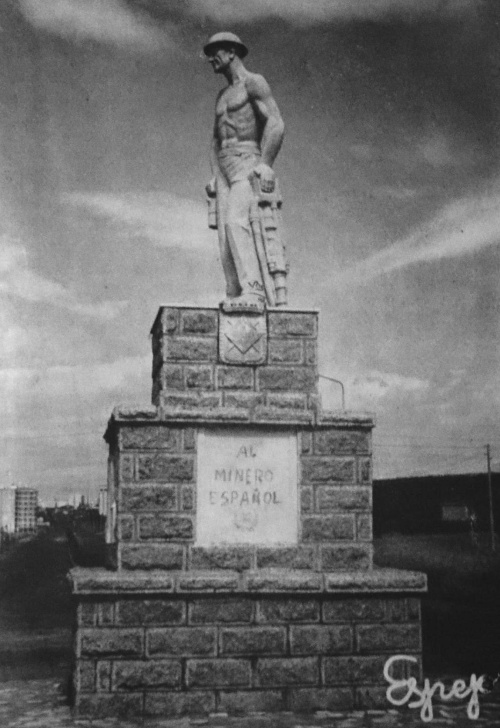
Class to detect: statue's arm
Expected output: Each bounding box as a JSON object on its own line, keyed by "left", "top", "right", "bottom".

{"left": 206, "top": 139, "right": 218, "bottom": 196}
{"left": 247, "top": 74, "right": 284, "bottom": 168}
{"left": 205, "top": 122, "right": 218, "bottom": 228}
{"left": 206, "top": 116, "right": 220, "bottom": 196}
{"left": 209, "top": 121, "right": 218, "bottom": 177}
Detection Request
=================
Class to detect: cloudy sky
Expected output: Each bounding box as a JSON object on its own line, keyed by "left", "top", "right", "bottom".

{"left": 1, "top": 0, "right": 499, "bottom": 503}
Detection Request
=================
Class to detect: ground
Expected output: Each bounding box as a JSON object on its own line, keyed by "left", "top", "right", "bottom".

{"left": 1, "top": 679, "right": 500, "bottom": 727}
{"left": 1, "top": 531, "right": 500, "bottom": 725}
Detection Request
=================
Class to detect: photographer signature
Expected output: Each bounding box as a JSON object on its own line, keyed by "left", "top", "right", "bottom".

{"left": 384, "top": 655, "right": 499, "bottom": 722}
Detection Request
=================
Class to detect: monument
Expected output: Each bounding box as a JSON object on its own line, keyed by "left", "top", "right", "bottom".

{"left": 204, "top": 32, "right": 287, "bottom": 312}
{"left": 70, "top": 34, "right": 426, "bottom": 719}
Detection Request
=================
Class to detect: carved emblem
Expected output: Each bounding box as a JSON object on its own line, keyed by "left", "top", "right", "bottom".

{"left": 234, "top": 509, "right": 259, "bottom": 532}
{"left": 219, "top": 311, "right": 267, "bottom": 365}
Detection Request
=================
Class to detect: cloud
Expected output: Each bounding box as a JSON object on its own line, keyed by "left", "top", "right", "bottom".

{"left": 418, "top": 135, "right": 456, "bottom": 168}
{"left": 0, "top": 238, "right": 127, "bottom": 319}
{"left": 1, "top": 355, "right": 151, "bottom": 495}
{"left": 351, "top": 371, "right": 428, "bottom": 398}
{"left": 351, "top": 135, "right": 477, "bottom": 174}
{"left": 337, "top": 187, "right": 500, "bottom": 283}
{"left": 63, "top": 191, "right": 213, "bottom": 251}
{"left": 185, "top": 0, "right": 475, "bottom": 24}
{"left": 347, "top": 371, "right": 428, "bottom": 410}
{"left": 1, "top": 355, "right": 149, "bottom": 404}
{"left": 19, "top": 0, "right": 174, "bottom": 52}
{"left": 371, "top": 185, "right": 418, "bottom": 201}
{"left": 320, "top": 369, "right": 428, "bottom": 410}
{"left": 0, "top": 319, "right": 28, "bottom": 363}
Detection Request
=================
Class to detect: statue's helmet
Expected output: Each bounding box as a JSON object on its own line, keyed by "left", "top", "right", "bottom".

{"left": 203, "top": 32, "right": 248, "bottom": 59}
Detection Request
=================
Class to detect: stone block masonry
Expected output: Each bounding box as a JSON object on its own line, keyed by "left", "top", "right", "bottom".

{"left": 71, "top": 305, "right": 426, "bottom": 719}
{"left": 105, "top": 414, "right": 374, "bottom": 572}
{"left": 150, "top": 306, "right": 319, "bottom": 409}
{"left": 72, "top": 568, "right": 425, "bottom": 718}
{"left": 105, "top": 306, "right": 375, "bottom": 572}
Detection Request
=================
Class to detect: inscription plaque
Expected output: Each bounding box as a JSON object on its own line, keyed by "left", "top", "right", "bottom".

{"left": 196, "top": 429, "right": 298, "bottom": 546}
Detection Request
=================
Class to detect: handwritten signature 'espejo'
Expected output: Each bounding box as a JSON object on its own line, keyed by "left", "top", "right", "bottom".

{"left": 384, "top": 654, "right": 491, "bottom": 722}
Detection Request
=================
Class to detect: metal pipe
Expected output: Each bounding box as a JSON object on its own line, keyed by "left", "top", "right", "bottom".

{"left": 319, "top": 374, "right": 346, "bottom": 411}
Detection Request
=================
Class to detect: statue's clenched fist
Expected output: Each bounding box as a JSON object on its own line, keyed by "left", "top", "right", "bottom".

{"left": 253, "top": 163, "right": 275, "bottom": 193}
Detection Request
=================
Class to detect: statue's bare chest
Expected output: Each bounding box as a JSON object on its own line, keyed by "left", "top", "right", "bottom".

{"left": 216, "top": 83, "right": 250, "bottom": 119}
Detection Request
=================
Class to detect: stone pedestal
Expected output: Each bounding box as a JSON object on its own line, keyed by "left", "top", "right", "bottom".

{"left": 71, "top": 305, "right": 426, "bottom": 719}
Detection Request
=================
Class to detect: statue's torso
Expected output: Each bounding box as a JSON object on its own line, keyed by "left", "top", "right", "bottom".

{"left": 215, "top": 80, "right": 260, "bottom": 146}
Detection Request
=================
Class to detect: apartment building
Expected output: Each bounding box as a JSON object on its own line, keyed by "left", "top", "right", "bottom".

{"left": 0, "top": 487, "right": 16, "bottom": 532}
{"left": 14, "top": 488, "right": 38, "bottom": 532}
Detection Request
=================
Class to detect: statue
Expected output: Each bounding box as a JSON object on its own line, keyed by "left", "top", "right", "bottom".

{"left": 204, "top": 32, "right": 288, "bottom": 313}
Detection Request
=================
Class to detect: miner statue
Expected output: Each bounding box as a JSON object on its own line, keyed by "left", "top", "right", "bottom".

{"left": 204, "top": 32, "right": 288, "bottom": 312}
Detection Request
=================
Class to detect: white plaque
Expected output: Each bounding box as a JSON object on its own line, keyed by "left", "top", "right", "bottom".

{"left": 196, "top": 429, "right": 298, "bottom": 546}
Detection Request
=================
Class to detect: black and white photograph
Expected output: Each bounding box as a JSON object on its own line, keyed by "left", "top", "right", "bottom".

{"left": 1, "top": 1, "right": 499, "bottom": 725}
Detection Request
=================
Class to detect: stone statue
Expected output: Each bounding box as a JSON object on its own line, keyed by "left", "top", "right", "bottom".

{"left": 204, "top": 32, "right": 287, "bottom": 312}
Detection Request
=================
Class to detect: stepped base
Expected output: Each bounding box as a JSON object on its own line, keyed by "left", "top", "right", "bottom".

{"left": 71, "top": 305, "right": 427, "bottom": 718}
{"left": 71, "top": 567, "right": 425, "bottom": 718}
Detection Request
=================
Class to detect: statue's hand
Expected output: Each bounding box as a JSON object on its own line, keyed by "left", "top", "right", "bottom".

{"left": 254, "top": 163, "right": 275, "bottom": 193}
{"left": 205, "top": 177, "right": 216, "bottom": 197}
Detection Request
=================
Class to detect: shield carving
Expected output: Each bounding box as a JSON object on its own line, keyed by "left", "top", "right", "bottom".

{"left": 218, "top": 312, "right": 267, "bottom": 365}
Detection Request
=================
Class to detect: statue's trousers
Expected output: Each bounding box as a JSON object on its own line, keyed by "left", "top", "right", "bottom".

{"left": 216, "top": 144, "right": 264, "bottom": 300}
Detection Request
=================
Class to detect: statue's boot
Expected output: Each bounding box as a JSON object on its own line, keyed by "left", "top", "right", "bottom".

{"left": 222, "top": 292, "right": 265, "bottom": 314}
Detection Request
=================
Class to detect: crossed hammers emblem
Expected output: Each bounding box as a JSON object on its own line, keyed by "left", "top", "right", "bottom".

{"left": 224, "top": 319, "right": 264, "bottom": 358}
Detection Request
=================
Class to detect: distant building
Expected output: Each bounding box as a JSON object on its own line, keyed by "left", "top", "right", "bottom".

{"left": 15, "top": 487, "right": 38, "bottom": 532}
{"left": 441, "top": 503, "right": 469, "bottom": 523}
{"left": 0, "top": 487, "right": 16, "bottom": 532}
{"left": 373, "top": 473, "right": 500, "bottom": 535}
{"left": 98, "top": 488, "right": 108, "bottom": 517}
